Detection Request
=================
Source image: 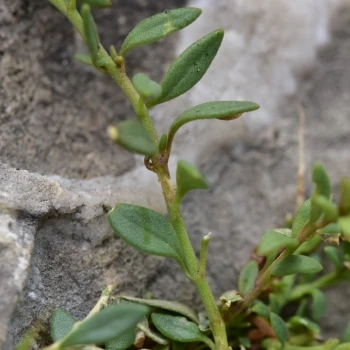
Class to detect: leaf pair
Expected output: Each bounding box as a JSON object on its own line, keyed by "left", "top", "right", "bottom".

{"left": 50, "top": 303, "right": 148, "bottom": 347}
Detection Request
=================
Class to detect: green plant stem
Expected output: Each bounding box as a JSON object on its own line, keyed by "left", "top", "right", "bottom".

{"left": 169, "top": 192, "right": 228, "bottom": 350}
{"left": 289, "top": 269, "right": 350, "bottom": 301}
{"left": 49, "top": 0, "right": 158, "bottom": 143}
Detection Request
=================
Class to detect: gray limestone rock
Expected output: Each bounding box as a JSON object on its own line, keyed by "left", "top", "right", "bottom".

{"left": 1, "top": 0, "right": 350, "bottom": 348}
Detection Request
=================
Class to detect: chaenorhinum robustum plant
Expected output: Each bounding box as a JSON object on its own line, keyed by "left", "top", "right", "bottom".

{"left": 16, "top": 1, "right": 350, "bottom": 350}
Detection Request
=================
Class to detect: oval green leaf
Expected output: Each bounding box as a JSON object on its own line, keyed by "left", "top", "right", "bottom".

{"left": 106, "top": 329, "right": 135, "bottom": 350}
{"left": 74, "top": 53, "right": 93, "bottom": 66}
{"left": 313, "top": 195, "right": 338, "bottom": 222}
{"left": 108, "top": 204, "right": 183, "bottom": 263}
{"left": 311, "top": 289, "right": 326, "bottom": 322}
{"left": 148, "top": 30, "right": 224, "bottom": 107}
{"left": 294, "top": 235, "right": 321, "bottom": 255}
{"left": 270, "top": 313, "right": 288, "bottom": 347}
{"left": 81, "top": 4, "right": 100, "bottom": 61}
{"left": 176, "top": 160, "right": 209, "bottom": 200}
{"left": 120, "top": 8, "right": 202, "bottom": 56}
{"left": 108, "top": 121, "right": 157, "bottom": 157}
{"left": 120, "top": 296, "right": 198, "bottom": 323}
{"left": 251, "top": 301, "right": 270, "bottom": 318}
{"left": 238, "top": 260, "right": 258, "bottom": 296}
{"left": 310, "top": 163, "right": 331, "bottom": 223}
{"left": 151, "top": 313, "right": 214, "bottom": 349}
{"left": 271, "top": 255, "right": 323, "bottom": 277}
{"left": 292, "top": 199, "right": 311, "bottom": 238}
{"left": 50, "top": 309, "right": 76, "bottom": 342}
{"left": 137, "top": 318, "right": 169, "bottom": 345}
{"left": 339, "top": 216, "right": 350, "bottom": 241}
{"left": 257, "top": 229, "right": 298, "bottom": 257}
{"left": 288, "top": 316, "right": 320, "bottom": 335}
{"left": 60, "top": 303, "right": 148, "bottom": 347}
{"left": 312, "top": 162, "right": 331, "bottom": 199}
{"left": 324, "top": 246, "right": 342, "bottom": 270}
{"left": 168, "top": 101, "right": 259, "bottom": 144}
{"left": 339, "top": 177, "right": 350, "bottom": 216}
{"left": 133, "top": 73, "right": 162, "bottom": 99}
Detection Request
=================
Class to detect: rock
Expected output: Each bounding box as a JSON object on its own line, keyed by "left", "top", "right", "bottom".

{"left": 1, "top": 0, "right": 350, "bottom": 348}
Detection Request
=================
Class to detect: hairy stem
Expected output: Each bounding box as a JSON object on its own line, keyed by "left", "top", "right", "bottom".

{"left": 160, "top": 169, "right": 228, "bottom": 350}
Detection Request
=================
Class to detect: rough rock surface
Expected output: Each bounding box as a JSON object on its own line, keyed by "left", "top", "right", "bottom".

{"left": 1, "top": 0, "right": 350, "bottom": 348}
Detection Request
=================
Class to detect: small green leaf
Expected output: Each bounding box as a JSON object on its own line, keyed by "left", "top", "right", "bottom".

{"left": 137, "top": 318, "right": 169, "bottom": 345}
{"left": 269, "top": 293, "right": 282, "bottom": 314}
{"left": 294, "top": 235, "right": 321, "bottom": 255}
{"left": 312, "top": 162, "right": 332, "bottom": 199}
{"left": 313, "top": 195, "right": 338, "bottom": 222}
{"left": 120, "top": 296, "right": 198, "bottom": 323}
{"left": 74, "top": 53, "right": 93, "bottom": 66}
{"left": 151, "top": 313, "right": 214, "bottom": 349}
{"left": 120, "top": 8, "right": 202, "bottom": 56}
{"left": 324, "top": 246, "right": 342, "bottom": 270}
{"left": 168, "top": 101, "right": 259, "bottom": 142}
{"left": 148, "top": 30, "right": 224, "bottom": 107}
{"left": 257, "top": 229, "right": 298, "bottom": 257}
{"left": 60, "top": 303, "right": 148, "bottom": 347}
{"left": 310, "top": 163, "right": 331, "bottom": 223}
{"left": 81, "top": 4, "right": 100, "bottom": 61}
{"left": 80, "top": 0, "right": 112, "bottom": 8}
{"left": 238, "top": 261, "right": 258, "bottom": 296}
{"left": 339, "top": 216, "right": 350, "bottom": 241}
{"left": 339, "top": 178, "right": 350, "bottom": 216}
{"left": 271, "top": 255, "right": 323, "bottom": 277}
{"left": 288, "top": 316, "right": 320, "bottom": 335}
{"left": 108, "top": 121, "right": 157, "bottom": 157}
{"left": 133, "top": 73, "right": 162, "bottom": 99}
{"left": 106, "top": 329, "right": 135, "bottom": 350}
{"left": 311, "top": 289, "right": 326, "bottom": 322}
{"left": 50, "top": 309, "right": 76, "bottom": 342}
{"left": 108, "top": 204, "right": 183, "bottom": 263}
{"left": 270, "top": 313, "right": 288, "bottom": 347}
{"left": 176, "top": 160, "right": 209, "bottom": 200}
{"left": 251, "top": 301, "right": 270, "bottom": 318}
{"left": 292, "top": 199, "right": 311, "bottom": 238}
{"left": 158, "top": 133, "right": 168, "bottom": 152}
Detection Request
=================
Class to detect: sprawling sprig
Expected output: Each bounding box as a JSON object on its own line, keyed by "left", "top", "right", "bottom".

{"left": 18, "top": 2, "right": 350, "bottom": 350}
